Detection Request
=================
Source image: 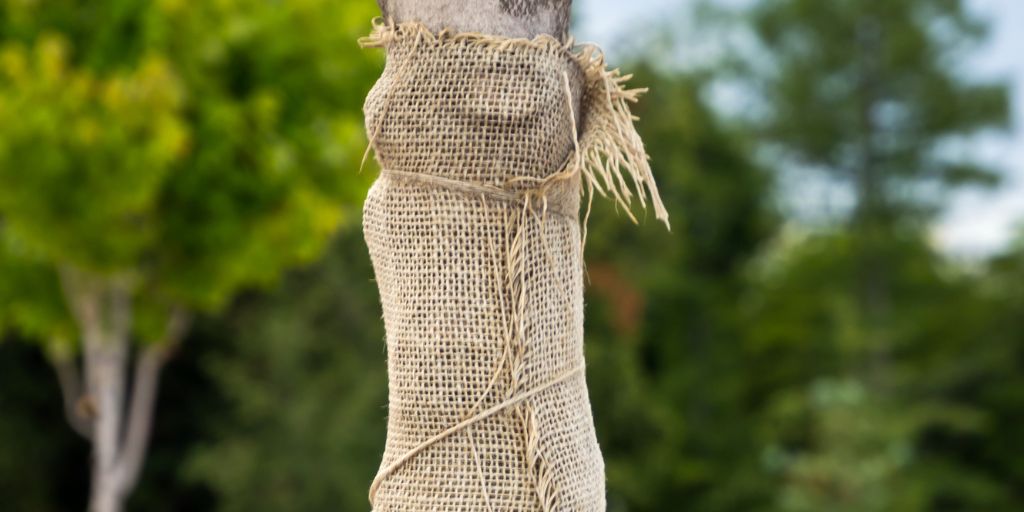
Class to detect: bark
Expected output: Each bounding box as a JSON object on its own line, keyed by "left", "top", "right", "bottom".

{"left": 81, "top": 287, "right": 130, "bottom": 512}
{"left": 86, "top": 333, "right": 129, "bottom": 512}
{"left": 375, "top": 0, "right": 581, "bottom": 130}
{"left": 377, "top": 0, "right": 572, "bottom": 39}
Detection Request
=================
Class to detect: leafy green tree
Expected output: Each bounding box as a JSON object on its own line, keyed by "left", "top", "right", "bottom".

{"left": 0, "top": 1, "right": 378, "bottom": 509}
{"left": 750, "top": 0, "right": 1007, "bottom": 225}
{"left": 745, "top": 0, "right": 1008, "bottom": 345}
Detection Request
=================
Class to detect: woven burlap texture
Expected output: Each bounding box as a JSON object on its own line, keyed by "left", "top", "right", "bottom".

{"left": 360, "top": 19, "right": 669, "bottom": 512}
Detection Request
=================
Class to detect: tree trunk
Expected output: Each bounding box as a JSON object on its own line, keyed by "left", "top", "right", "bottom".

{"left": 377, "top": 0, "right": 572, "bottom": 39}
{"left": 87, "top": 341, "right": 128, "bottom": 512}
{"left": 59, "top": 267, "right": 188, "bottom": 512}
{"left": 853, "top": 17, "right": 892, "bottom": 382}
{"left": 365, "top": 1, "right": 612, "bottom": 510}
{"left": 80, "top": 283, "right": 131, "bottom": 512}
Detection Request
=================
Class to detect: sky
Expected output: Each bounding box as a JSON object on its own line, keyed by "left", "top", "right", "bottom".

{"left": 576, "top": 0, "right": 1024, "bottom": 257}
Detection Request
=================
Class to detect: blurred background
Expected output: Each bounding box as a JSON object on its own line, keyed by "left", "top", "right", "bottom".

{"left": 1, "top": 0, "right": 1022, "bottom": 510}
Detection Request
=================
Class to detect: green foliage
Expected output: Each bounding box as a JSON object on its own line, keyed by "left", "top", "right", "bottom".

{"left": 743, "top": 231, "right": 1013, "bottom": 510}
{"left": 584, "top": 65, "right": 779, "bottom": 512}
{"left": 721, "top": 1, "right": 1020, "bottom": 510}
{"left": 184, "top": 232, "right": 386, "bottom": 512}
{"left": 750, "top": 0, "right": 1009, "bottom": 221}
{"left": 0, "top": 35, "right": 185, "bottom": 269}
{"left": 0, "top": 0, "right": 380, "bottom": 340}
{"left": 0, "top": 237, "right": 73, "bottom": 347}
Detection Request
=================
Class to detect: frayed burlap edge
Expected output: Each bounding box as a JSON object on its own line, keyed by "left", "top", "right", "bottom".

{"left": 359, "top": 18, "right": 671, "bottom": 233}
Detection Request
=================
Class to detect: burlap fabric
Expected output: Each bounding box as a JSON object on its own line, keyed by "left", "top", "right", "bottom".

{"left": 360, "top": 20, "right": 669, "bottom": 511}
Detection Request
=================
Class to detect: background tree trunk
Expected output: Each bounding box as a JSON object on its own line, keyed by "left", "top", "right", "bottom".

{"left": 86, "top": 335, "right": 128, "bottom": 512}
{"left": 377, "top": 0, "right": 573, "bottom": 39}
{"left": 59, "top": 267, "right": 189, "bottom": 512}
{"left": 76, "top": 281, "right": 132, "bottom": 512}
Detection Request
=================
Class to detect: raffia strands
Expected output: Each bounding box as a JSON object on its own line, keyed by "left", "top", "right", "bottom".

{"left": 359, "top": 19, "right": 668, "bottom": 512}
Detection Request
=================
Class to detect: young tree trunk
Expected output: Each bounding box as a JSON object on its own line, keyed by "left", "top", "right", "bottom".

{"left": 86, "top": 331, "right": 129, "bottom": 512}
{"left": 366, "top": 2, "right": 606, "bottom": 510}
{"left": 59, "top": 267, "right": 189, "bottom": 512}
{"left": 377, "top": 0, "right": 572, "bottom": 38}
{"left": 68, "top": 275, "right": 132, "bottom": 512}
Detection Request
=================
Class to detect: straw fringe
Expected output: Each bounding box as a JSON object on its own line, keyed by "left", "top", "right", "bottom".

{"left": 573, "top": 49, "right": 671, "bottom": 230}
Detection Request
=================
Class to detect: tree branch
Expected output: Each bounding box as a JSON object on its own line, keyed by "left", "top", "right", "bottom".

{"left": 114, "top": 308, "right": 192, "bottom": 493}
{"left": 112, "top": 343, "right": 166, "bottom": 494}
{"left": 48, "top": 351, "right": 93, "bottom": 439}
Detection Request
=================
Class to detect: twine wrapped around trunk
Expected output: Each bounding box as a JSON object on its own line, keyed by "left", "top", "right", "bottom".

{"left": 360, "top": 19, "right": 669, "bottom": 511}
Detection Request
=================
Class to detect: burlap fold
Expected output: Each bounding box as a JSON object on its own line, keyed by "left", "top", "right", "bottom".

{"left": 360, "top": 19, "right": 668, "bottom": 511}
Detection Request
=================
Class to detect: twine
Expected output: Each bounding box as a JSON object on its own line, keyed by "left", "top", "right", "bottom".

{"left": 368, "top": 365, "right": 585, "bottom": 506}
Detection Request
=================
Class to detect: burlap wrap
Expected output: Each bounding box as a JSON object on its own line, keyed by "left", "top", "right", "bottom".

{"left": 360, "top": 20, "right": 669, "bottom": 511}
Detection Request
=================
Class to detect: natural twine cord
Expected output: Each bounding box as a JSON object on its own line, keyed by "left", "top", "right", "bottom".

{"left": 368, "top": 365, "right": 586, "bottom": 505}
{"left": 379, "top": 167, "right": 576, "bottom": 221}
{"left": 360, "top": 19, "right": 668, "bottom": 511}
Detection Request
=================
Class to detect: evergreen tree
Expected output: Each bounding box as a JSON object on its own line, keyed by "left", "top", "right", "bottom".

{"left": 739, "top": 1, "right": 1013, "bottom": 509}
